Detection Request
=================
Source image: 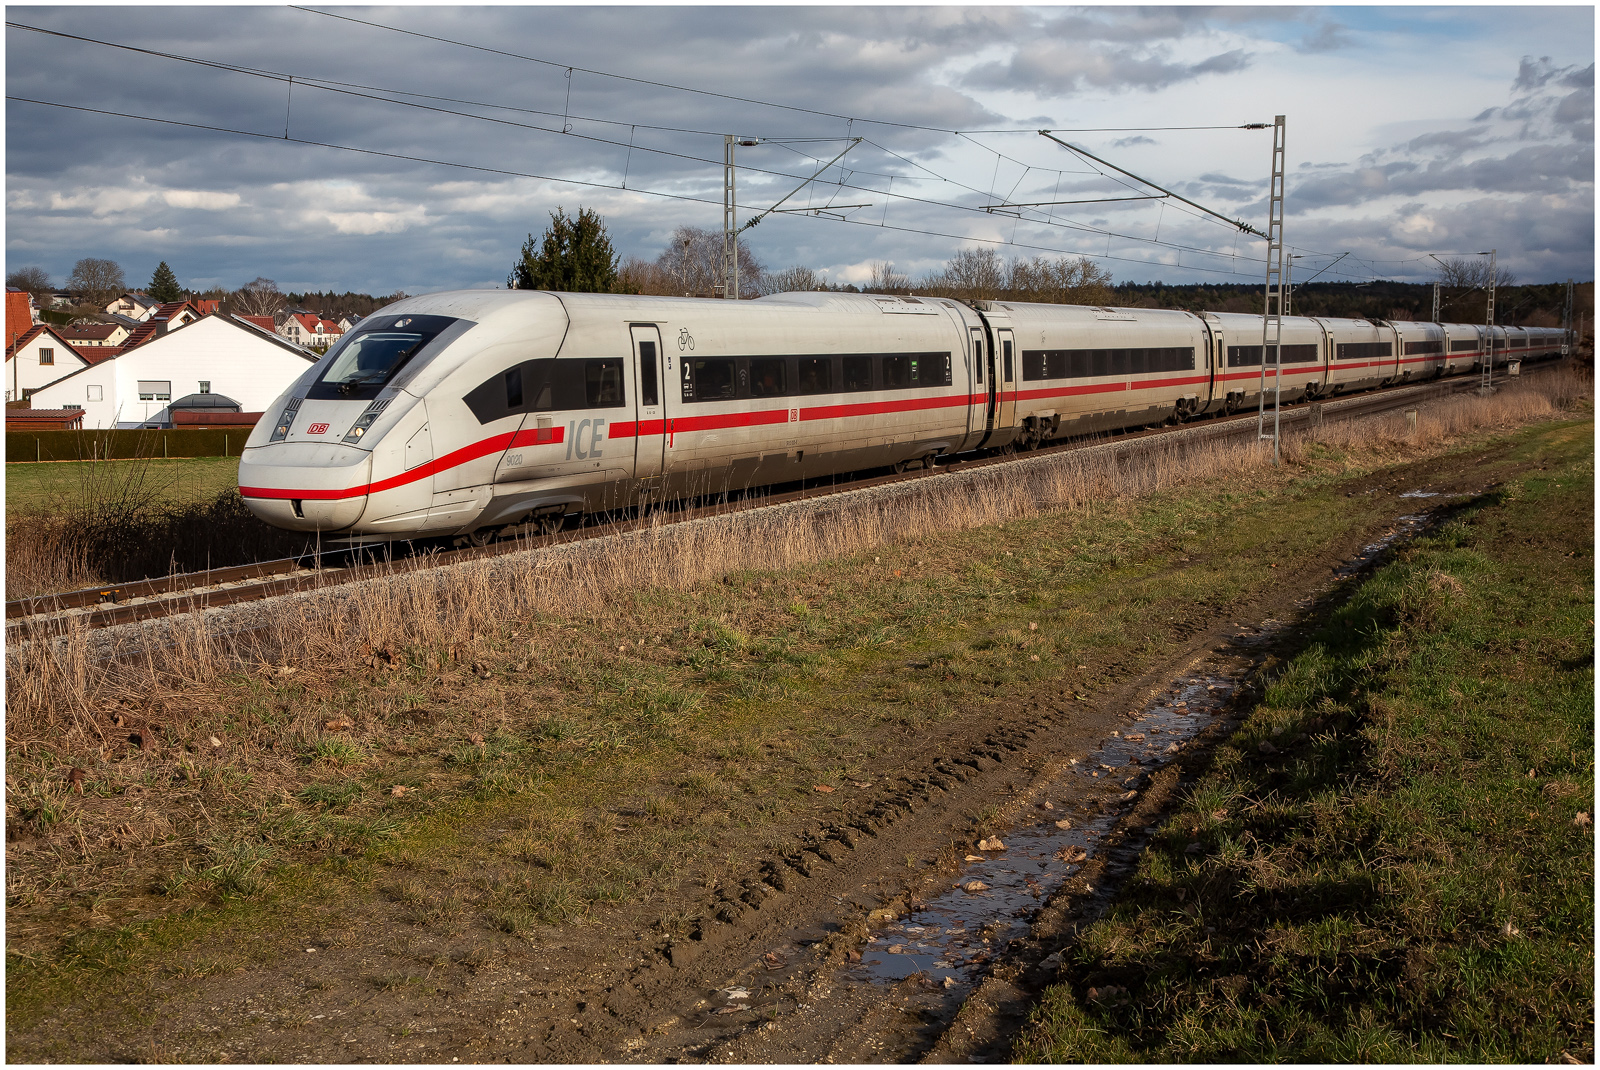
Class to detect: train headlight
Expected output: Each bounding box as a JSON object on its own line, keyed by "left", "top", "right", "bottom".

{"left": 268, "top": 399, "right": 302, "bottom": 443}
{"left": 343, "top": 411, "right": 381, "bottom": 443}
{"left": 342, "top": 398, "right": 392, "bottom": 444}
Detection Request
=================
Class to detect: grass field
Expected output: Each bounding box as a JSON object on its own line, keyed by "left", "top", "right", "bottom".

{"left": 1015, "top": 424, "right": 1594, "bottom": 1061}
{"left": 5, "top": 373, "right": 1590, "bottom": 1056}
{"left": 5, "top": 455, "right": 243, "bottom": 516}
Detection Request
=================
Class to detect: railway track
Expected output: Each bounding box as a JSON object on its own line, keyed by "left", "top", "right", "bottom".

{"left": 4, "top": 367, "right": 1542, "bottom": 641}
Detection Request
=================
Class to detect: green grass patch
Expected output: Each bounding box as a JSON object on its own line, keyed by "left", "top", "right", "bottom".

{"left": 6, "top": 455, "right": 244, "bottom": 515}
{"left": 1015, "top": 431, "right": 1594, "bottom": 1062}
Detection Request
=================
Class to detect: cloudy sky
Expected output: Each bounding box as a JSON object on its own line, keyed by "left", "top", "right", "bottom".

{"left": 5, "top": 5, "right": 1593, "bottom": 299}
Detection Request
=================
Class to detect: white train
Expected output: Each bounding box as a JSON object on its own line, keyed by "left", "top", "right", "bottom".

{"left": 238, "top": 290, "right": 1566, "bottom": 542}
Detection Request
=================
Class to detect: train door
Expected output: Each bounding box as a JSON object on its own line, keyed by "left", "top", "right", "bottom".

{"left": 971, "top": 326, "right": 993, "bottom": 429}
{"left": 629, "top": 325, "right": 666, "bottom": 501}
{"left": 995, "top": 328, "right": 1017, "bottom": 436}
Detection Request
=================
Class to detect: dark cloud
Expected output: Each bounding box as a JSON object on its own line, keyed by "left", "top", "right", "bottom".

{"left": 5, "top": 7, "right": 1591, "bottom": 293}
{"left": 964, "top": 43, "right": 1250, "bottom": 95}
{"left": 1298, "top": 21, "right": 1352, "bottom": 53}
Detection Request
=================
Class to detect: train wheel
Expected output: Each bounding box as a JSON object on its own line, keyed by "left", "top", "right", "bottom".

{"left": 466, "top": 526, "right": 503, "bottom": 548}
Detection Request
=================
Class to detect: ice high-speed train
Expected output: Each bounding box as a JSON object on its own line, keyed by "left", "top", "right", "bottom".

{"left": 238, "top": 289, "right": 1567, "bottom": 542}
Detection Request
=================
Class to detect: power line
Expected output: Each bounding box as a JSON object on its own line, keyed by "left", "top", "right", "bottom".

{"left": 12, "top": 18, "right": 1294, "bottom": 269}
{"left": 291, "top": 7, "right": 1272, "bottom": 141}
{"left": 8, "top": 93, "right": 1296, "bottom": 281}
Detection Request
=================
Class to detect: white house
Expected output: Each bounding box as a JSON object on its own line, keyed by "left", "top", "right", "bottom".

{"left": 104, "top": 292, "right": 160, "bottom": 321}
{"left": 29, "top": 313, "right": 318, "bottom": 428}
{"left": 5, "top": 324, "right": 92, "bottom": 401}
{"left": 278, "top": 312, "right": 343, "bottom": 349}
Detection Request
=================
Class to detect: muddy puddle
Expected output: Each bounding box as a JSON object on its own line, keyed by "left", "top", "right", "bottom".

{"left": 822, "top": 503, "right": 1454, "bottom": 1011}
{"left": 842, "top": 670, "right": 1236, "bottom": 997}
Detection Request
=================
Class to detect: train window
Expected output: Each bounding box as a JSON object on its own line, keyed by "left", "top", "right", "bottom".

{"left": 638, "top": 341, "right": 659, "bottom": 406}
{"left": 585, "top": 359, "right": 624, "bottom": 407}
{"left": 1228, "top": 344, "right": 1316, "bottom": 367}
{"left": 1335, "top": 341, "right": 1393, "bottom": 361}
{"left": 1403, "top": 340, "right": 1444, "bottom": 355}
{"left": 1002, "top": 340, "right": 1014, "bottom": 382}
{"left": 505, "top": 367, "right": 523, "bottom": 410}
{"left": 797, "top": 357, "right": 831, "bottom": 394}
{"left": 308, "top": 313, "right": 458, "bottom": 401}
{"left": 749, "top": 358, "right": 787, "bottom": 398}
{"left": 932, "top": 353, "right": 953, "bottom": 386}
{"left": 882, "top": 355, "right": 910, "bottom": 389}
{"left": 973, "top": 338, "right": 984, "bottom": 384}
{"left": 1022, "top": 352, "right": 1050, "bottom": 380}
{"left": 1451, "top": 338, "right": 1478, "bottom": 352}
{"left": 843, "top": 355, "right": 873, "bottom": 391}
{"left": 683, "top": 358, "right": 736, "bottom": 402}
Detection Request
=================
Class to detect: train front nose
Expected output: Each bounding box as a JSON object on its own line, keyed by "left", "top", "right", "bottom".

{"left": 239, "top": 442, "right": 373, "bottom": 532}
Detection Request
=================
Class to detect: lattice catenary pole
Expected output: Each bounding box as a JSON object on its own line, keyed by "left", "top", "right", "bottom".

{"left": 1257, "top": 115, "right": 1287, "bottom": 464}
{"left": 723, "top": 135, "right": 738, "bottom": 300}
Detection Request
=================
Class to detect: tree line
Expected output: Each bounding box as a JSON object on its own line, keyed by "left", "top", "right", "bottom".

{"left": 12, "top": 221, "right": 1587, "bottom": 336}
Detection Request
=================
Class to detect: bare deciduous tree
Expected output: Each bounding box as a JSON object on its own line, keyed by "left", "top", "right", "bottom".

{"left": 1009, "top": 255, "right": 1114, "bottom": 306}
{"left": 642, "top": 226, "right": 763, "bottom": 297}
{"left": 6, "top": 266, "right": 52, "bottom": 303}
{"left": 233, "top": 277, "right": 287, "bottom": 318}
{"left": 866, "top": 262, "right": 910, "bottom": 295}
{"left": 921, "top": 247, "right": 1006, "bottom": 302}
{"left": 67, "top": 257, "right": 126, "bottom": 309}
{"left": 1435, "top": 257, "right": 1517, "bottom": 322}
{"left": 761, "top": 266, "right": 822, "bottom": 294}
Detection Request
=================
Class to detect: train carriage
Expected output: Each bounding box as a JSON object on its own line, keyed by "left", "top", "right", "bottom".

{"left": 981, "top": 302, "right": 1211, "bottom": 444}
{"left": 1201, "top": 312, "right": 1329, "bottom": 408}
{"left": 1321, "top": 318, "right": 1399, "bottom": 393}
{"left": 1389, "top": 320, "right": 1448, "bottom": 380}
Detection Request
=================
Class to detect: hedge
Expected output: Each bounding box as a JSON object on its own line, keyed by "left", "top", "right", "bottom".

{"left": 6, "top": 427, "right": 254, "bottom": 462}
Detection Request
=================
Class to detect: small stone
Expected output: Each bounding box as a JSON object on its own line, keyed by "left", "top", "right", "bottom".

{"left": 1029, "top": 654, "right": 1040, "bottom": 662}
{"left": 965, "top": 854, "right": 984, "bottom": 862}
{"left": 390, "top": 785, "right": 411, "bottom": 797}
{"left": 977, "top": 836, "right": 1004, "bottom": 851}
{"left": 1574, "top": 812, "right": 1591, "bottom": 828}
{"left": 209, "top": 736, "right": 223, "bottom": 748}
{"left": 961, "top": 880, "right": 988, "bottom": 893}
{"left": 812, "top": 785, "right": 834, "bottom": 794}
{"left": 1054, "top": 819, "right": 1072, "bottom": 830}
{"left": 323, "top": 718, "right": 352, "bottom": 731}
{"left": 1258, "top": 740, "right": 1278, "bottom": 754}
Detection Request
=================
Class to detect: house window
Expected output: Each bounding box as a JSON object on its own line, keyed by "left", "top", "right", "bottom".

{"left": 88, "top": 384, "right": 103, "bottom": 401}
{"left": 38, "top": 347, "right": 54, "bottom": 365}
{"left": 199, "top": 381, "right": 211, "bottom": 394}
{"left": 138, "top": 380, "right": 172, "bottom": 401}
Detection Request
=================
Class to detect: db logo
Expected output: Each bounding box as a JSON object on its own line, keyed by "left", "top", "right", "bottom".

{"left": 307, "top": 422, "right": 330, "bottom": 435}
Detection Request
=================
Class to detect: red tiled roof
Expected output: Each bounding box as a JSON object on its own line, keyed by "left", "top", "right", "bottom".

{"left": 80, "top": 346, "right": 123, "bottom": 365}
{"left": 59, "top": 323, "right": 121, "bottom": 342}
{"left": 238, "top": 314, "right": 276, "bottom": 332}
{"left": 6, "top": 324, "right": 87, "bottom": 363}
{"left": 122, "top": 322, "right": 160, "bottom": 349}
{"left": 6, "top": 290, "right": 34, "bottom": 350}
{"left": 7, "top": 407, "right": 86, "bottom": 430}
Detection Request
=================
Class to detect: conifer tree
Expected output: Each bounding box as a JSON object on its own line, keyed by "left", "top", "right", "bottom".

{"left": 507, "top": 207, "right": 630, "bottom": 293}
{"left": 148, "top": 261, "right": 183, "bottom": 303}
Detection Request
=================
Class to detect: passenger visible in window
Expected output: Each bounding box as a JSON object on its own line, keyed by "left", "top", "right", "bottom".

{"left": 750, "top": 358, "right": 786, "bottom": 398}
{"left": 798, "top": 357, "right": 831, "bottom": 394}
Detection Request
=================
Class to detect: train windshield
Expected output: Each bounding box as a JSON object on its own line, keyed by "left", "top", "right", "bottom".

{"left": 307, "top": 314, "right": 459, "bottom": 401}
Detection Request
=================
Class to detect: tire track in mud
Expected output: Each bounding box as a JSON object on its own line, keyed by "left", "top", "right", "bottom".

{"left": 537, "top": 477, "right": 1505, "bottom": 1064}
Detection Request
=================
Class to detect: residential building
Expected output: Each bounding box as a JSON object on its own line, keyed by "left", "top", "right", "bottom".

{"left": 28, "top": 313, "right": 318, "bottom": 428}
{"left": 5, "top": 323, "right": 90, "bottom": 401}
{"left": 277, "top": 311, "right": 344, "bottom": 349}
{"left": 118, "top": 301, "right": 204, "bottom": 351}
{"left": 58, "top": 322, "right": 132, "bottom": 349}
{"left": 104, "top": 292, "right": 160, "bottom": 321}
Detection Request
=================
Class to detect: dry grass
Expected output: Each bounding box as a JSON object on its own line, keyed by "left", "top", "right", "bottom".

{"left": 8, "top": 367, "right": 1588, "bottom": 747}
